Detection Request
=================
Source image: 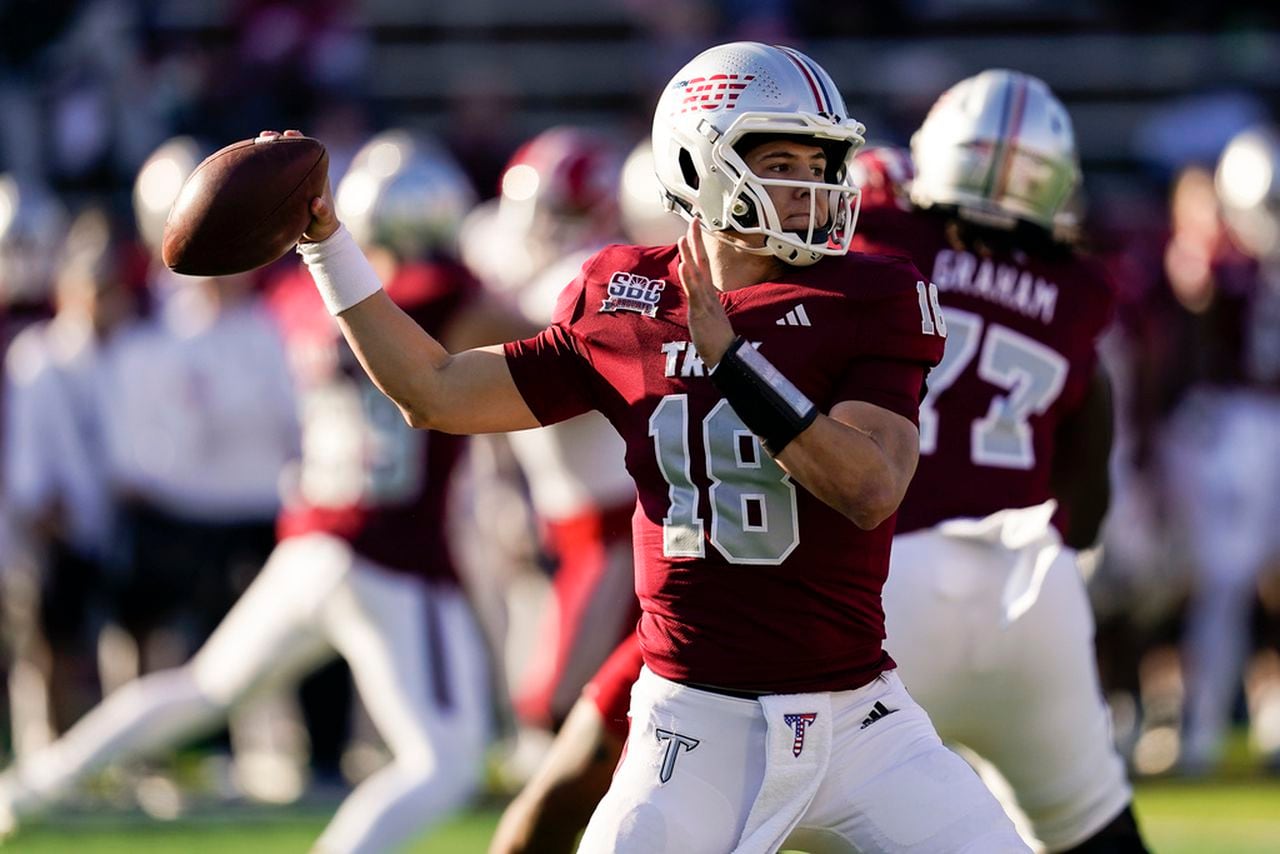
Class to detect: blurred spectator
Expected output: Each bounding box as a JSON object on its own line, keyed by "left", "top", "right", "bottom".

{"left": 0, "top": 173, "right": 65, "bottom": 756}
{"left": 1156, "top": 132, "right": 1280, "bottom": 775}
{"left": 2, "top": 207, "right": 139, "bottom": 755}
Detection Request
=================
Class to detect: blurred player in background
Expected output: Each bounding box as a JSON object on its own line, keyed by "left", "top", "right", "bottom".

{"left": 1160, "top": 125, "right": 1280, "bottom": 775}
{"left": 0, "top": 129, "right": 516, "bottom": 853}
{"left": 850, "top": 71, "right": 1148, "bottom": 851}
{"left": 295, "top": 41, "right": 1027, "bottom": 853}
{"left": 2, "top": 200, "right": 129, "bottom": 756}
{"left": 460, "top": 127, "right": 638, "bottom": 754}
{"left": 487, "top": 138, "right": 685, "bottom": 854}
{"left": 0, "top": 174, "right": 67, "bottom": 757}
{"left": 106, "top": 136, "right": 299, "bottom": 686}
{"left": 108, "top": 136, "right": 305, "bottom": 804}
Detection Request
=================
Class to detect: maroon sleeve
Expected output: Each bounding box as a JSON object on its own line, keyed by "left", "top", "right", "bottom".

{"left": 503, "top": 272, "right": 598, "bottom": 425}
{"left": 583, "top": 633, "right": 643, "bottom": 741}
{"left": 832, "top": 358, "right": 929, "bottom": 425}
{"left": 831, "top": 258, "right": 945, "bottom": 423}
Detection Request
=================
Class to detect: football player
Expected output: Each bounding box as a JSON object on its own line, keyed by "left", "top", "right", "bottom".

{"left": 293, "top": 41, "right": 1026, "bottom": 852}
{"left": 459, "top": 127, "right": 639, "bottom": 734}
{"left": 486, "top": 139, "right": 685, "bottom": 853}
{"left": 850, "top": 71, "right": 1149, "bottom": 851}
{"left": 0, "top": 130, "right": 514, "bottom": 853}
{"left": 1162, "top": 126, "right": 1280, "bottom": 774}
{"left": 1, "top": 196, "right": 112, "bottom": 756}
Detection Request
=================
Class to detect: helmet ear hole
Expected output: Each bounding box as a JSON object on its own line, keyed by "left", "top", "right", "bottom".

{"left": 678, "top": 148, "right": 700, "bottom": 191}
{"left": 732, "top": 195, "right": 759, "bottom": 228}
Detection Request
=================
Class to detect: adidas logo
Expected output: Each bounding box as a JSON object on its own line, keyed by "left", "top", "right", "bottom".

{"left": 859, "top": 701, "right": 898, "bottom": 730}
{"left": 775, "top": 304, "right": 812, "bottom": 326}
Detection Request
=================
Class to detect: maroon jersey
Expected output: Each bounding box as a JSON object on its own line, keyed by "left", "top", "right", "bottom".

{"left": 851, "top": 189, "right": 1115, "bottom": 535}
{"left": 1174, "top": 252, "right": 1280, "bottom": 394}
{"left": 504, "top": 244, "right": 944, "bottom": 693}
{"left": 267, "top": 262, "right": 474, "bottom": 580}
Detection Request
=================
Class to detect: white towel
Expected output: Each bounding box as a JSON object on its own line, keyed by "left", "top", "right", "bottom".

{"left": 733, "top": 693, "right": 832, "bottom": 854}
{"left": 938, "top": 500, "right": 1062, "bottom": 627}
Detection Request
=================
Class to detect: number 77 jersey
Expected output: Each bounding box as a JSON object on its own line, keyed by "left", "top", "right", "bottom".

{"left": 850, "top": 194, "right": 1115, "bottom": 536}
{"left": 504, "top": 243, "right": 944, "bottom": 694}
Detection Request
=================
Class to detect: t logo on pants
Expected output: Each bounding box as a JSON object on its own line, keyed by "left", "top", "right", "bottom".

{"left": 655, "top": 728, "right": 700, "bottom": 783}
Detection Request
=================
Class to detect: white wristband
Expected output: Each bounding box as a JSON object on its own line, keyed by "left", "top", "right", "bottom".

{"left": 296, "top": 225, "right": 383, "bottom": 315}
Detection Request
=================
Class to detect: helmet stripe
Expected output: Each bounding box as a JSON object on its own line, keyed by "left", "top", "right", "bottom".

{"left": 778, "top": 46, "right": 828, "bottom": 114}
{"left": 991, "top": 76, "right": 1029, "bottom": 202}
{"left": 980, "top": 74, "right": 1020, "bottom": 200}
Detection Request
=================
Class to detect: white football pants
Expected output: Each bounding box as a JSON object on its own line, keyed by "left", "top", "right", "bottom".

{"left": 578, "top": 666, "right": 1028, "bottom": 853}
{"left": 882, "top": 508, "right": 1132, "bottom": 852}
{"left": 0, "top": 532, "right": 490, "bottom": 853}
{"left": 1162, "top": 388, "right": 1280, "bottom": 768}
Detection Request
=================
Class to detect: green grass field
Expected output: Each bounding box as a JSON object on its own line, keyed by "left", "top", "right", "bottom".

{"left": 10, "top": 776, "right": 1280, "bottom": 853}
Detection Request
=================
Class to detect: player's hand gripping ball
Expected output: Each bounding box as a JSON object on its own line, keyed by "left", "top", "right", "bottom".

{"left": 161, "top": 132, "right": 328, "bottom": 276}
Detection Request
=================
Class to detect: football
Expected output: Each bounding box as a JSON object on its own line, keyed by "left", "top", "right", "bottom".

{"left": 161, "top": 134, "right": 328, "bottom": 276}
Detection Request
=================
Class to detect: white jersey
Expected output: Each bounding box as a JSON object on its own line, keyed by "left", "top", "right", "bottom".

{"left": 3, "top": 317, "right": 120, "bottom": 556}
{"left": 103, "top": 279, "right": 299, "bottom": 522}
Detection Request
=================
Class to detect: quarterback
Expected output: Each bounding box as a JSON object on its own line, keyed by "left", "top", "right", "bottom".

{"left": 296, "top": 42, "right": 1026, "bottom": 852}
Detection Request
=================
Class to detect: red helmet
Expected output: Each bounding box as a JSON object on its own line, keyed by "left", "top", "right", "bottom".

{"left": 851, "top": 146, "right": 915, "bottom": 212}
{"left": 496, "top": 126, "right": 625, "bottom": 267}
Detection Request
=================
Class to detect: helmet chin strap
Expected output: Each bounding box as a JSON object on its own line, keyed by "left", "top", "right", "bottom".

{"left": 703, "top": 226, "right": 777, "bottom": 256}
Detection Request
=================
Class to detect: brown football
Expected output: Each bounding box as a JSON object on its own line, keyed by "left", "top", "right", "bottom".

{"left": 161, "top": 135, "right": 328, "bottom": 276}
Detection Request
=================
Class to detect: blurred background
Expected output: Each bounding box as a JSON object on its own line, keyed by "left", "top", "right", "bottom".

{"left": 1, "top": 1, "right": 1279, "bottom": 852}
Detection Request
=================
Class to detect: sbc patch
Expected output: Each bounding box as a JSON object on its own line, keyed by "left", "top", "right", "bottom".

{"left": 601, "top": 272, "right": 666, "bottom": 318}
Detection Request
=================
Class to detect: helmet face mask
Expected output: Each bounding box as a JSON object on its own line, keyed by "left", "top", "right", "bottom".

{"left": 652, "top": 42, "right": 865, "bottom": 266}
{"left": 910, "top": 69, "right": 1079, "bottom": 231}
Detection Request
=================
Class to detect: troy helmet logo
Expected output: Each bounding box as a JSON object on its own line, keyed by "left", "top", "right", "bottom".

{"left": 677, "top": 74, "right": 756, "bottom": 114}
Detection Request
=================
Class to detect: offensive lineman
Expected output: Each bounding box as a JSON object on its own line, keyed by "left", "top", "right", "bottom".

{"left": 851, "top": 71, "right": 1149, "bottom": 852}
{"left": 294, "top": 42, "right": 1027, "bottom": 852}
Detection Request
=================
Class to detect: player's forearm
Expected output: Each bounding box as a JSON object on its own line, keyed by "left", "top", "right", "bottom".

{"left": 777, "top": 414, "right": 911, "bottom": 529}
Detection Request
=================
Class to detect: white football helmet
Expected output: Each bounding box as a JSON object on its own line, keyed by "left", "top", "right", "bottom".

{"left": 651, "top": 42, "right": 865, "bottom": 266}
{"left": 911, "top": 69, "right": 1079, "bottom": 231}
{"left": 336, "top": 129, "right": 477, "bottom": 259}
{"left": 133, "top": 136, "right": 209, "bottom": 257}
{"left": 1215, "top": 124, "right": 1280, "bottom": 259}
{"left": 0, "top": 174, "right": 68, "bottom": 304}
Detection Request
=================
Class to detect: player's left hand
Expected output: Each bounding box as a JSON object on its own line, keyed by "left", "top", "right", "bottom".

{"left": 678, "top": 218, "right": 735, "bottom": 367}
